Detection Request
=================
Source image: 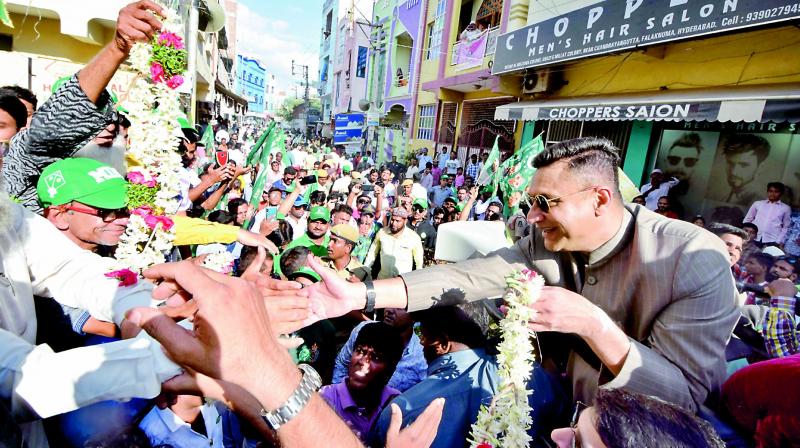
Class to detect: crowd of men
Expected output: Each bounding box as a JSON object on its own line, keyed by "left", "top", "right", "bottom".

{"left": 0, "top": 2, "right": 798, "bottom": 448}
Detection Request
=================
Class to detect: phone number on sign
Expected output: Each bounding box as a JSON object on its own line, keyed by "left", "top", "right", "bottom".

{"left": 745, "top": 3, "right": 800, "bottom": 22}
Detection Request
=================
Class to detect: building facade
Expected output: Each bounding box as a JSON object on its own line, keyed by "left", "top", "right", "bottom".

{"left": 331, "top": 12, "right": 371, "bottom": 118}
{"left": 410, "top": 0, "right": 514, "bottom": 168}
{"left": 489, "top": 0, "right": 800, "bottom": 222}
{"left": 235, "top": 54, "right": 267, "bottom": 115}
{"left": 318, "top": 0, "right": 340, "bottom": 124}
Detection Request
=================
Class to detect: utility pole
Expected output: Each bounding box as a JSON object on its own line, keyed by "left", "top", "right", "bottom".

{"left": 292, "top": 59, "right": 310, "bottom": 141}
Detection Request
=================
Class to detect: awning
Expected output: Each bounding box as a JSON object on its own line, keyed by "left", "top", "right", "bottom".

{"left": 495, "top": 84, "right": 800, "bottom": 123}
{"left": 214, "top": 80, "right": 248, "bottom": 107}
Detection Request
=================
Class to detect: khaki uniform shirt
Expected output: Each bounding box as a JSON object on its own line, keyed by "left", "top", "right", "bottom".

{"left": 401, "top": 205, "right": 739, "bottom": 412}
{"left": 327, "top": 257, "right": 371, "bottom": 282}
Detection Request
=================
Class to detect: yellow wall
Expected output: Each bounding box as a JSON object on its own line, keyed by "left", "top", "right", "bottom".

{"left": 408, "top": 0, "right": 443, "bottom": 156}
{"left": 0, "top": 13, "right": 111, "bottom": 64}
{"left": 545, "top": 26, "right": 800, "bottom": 99}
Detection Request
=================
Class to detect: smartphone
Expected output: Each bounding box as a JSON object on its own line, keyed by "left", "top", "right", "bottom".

{"left": 215, "top": 150, "right": 229, "bottom": 167}
{"left": 362, "top": 184, "right": 375, "bottom": 192}
{"left": 299, "top": 175, "right": 317, "bottom": 185}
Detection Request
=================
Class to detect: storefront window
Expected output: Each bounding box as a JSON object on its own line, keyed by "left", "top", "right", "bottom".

{"left": 653, "top": 122, "right": 800, "bottom": 223}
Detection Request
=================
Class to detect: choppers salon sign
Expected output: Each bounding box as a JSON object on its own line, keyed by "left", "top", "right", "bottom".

{"left": 493, "top": 0, "right": 800, "bottom": 74}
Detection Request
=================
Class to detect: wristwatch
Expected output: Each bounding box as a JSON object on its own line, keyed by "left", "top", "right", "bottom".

{"left": 260, "top": 363, "right": 322, "bottom": 430}
{"left": 363, "top": 278, "right": 376, "bottom": 314}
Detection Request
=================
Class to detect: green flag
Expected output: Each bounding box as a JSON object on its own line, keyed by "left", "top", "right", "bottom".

{"left": 476, "top": 136, "right": 501, "bottom": 197}
{"left": 498, "top": 135, "right": 545, "bottom": 218}
{"left": 0, "top": 0, "right": 13, "bottom": 28}
{"left": 246, "top": 122, "right": 275, "bottom": 167}
{"left": 275, "top": 129, "right": 288, "bottom": 165}
{"left": 243, "top": 130, "right": 277, "bottom": 229}
{"left": 199, "top": 125, "right": 215, "bottom": 153}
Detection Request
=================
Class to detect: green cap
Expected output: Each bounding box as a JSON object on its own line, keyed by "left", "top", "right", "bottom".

{"left": 481, "top": 185, "right": 494, "bottom": 194}
{"left": 440, "top": 174, "right": 450, "bottom": 180}
{"left": 177, "top": 116, "right": 193, "bottom": 129}
{"left": 308, "top": 205, "right": 331, "bottom": 222}
{"left": 37, "top": 158, "right": 128, "bottom": 209}
{"left": 412, "top": 198, "right": 428, "bottom": 209}
{"left": 342, "top": 165, "right": 352, "bottom": 173}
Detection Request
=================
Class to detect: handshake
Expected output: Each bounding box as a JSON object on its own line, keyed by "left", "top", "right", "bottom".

{"left": 126, "top": 257, "right": 443, "bottom": 447}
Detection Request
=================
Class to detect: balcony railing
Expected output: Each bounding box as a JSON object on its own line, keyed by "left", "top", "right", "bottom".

{"left": 450, "top": 29, "right": 489, "bottom": 70}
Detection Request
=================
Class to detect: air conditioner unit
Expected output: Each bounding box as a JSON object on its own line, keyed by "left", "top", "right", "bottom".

{"left": 521, "top": 69, "right": 553, "bottom": 94}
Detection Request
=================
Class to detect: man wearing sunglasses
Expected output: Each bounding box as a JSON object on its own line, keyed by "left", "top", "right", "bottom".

{"left": 39, "top": 157, "right": 129, "bottom": 253}
{"left": 303, "top": 137, "right": 739, "bottom": 432}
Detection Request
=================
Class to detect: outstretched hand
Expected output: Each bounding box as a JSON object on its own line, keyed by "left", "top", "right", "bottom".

{"left": 130, "top": 260, "right": 299, "bottom": 400}
{"left": 300, "top": 254, "right": 365, "bottom": 326}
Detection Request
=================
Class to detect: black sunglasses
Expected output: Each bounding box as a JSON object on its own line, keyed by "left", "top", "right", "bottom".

{"left": 528, "top": 187, "right": 596, "bottom": 213}
{"left": 666, "top": 155, "right": 698, "bottom": 167}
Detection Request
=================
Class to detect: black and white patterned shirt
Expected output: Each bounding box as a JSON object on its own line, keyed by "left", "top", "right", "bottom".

{"left": 4, "top": 74, "right": 114, "bottom": 214}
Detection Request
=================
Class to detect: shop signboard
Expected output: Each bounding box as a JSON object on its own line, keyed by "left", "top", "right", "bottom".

{"left": 493, "top": 0, "right": 800, "bottom": 74}
{"left": 334, "top": 113, "right": 365, "bottom": 145}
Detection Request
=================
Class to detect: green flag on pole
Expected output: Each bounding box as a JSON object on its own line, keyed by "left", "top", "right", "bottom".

{"left": 242, "top": 130, "right": 277, "bottom": 230}
{"left": 199, "top": 125, "right": 215, "bottom": 153}
{"left": 498, "top": 135, "right": 546, "bottom": 218}
{"left": 0, "top": 0, "right": 13, "bottom": 28}
{"left": 475, "top": 136, "right": 502, "bottom": 195}
{"left": 246, "top": 122, "right": 275, "bottom": 167}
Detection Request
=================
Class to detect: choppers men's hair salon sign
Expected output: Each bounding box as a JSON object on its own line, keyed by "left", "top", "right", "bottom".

{"left": 493, "top": 0, "right": 800, "bottom": 75}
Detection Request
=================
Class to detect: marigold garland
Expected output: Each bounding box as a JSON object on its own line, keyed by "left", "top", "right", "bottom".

{"left": 469, "top": 269, "right": 544, "bottom": 448}
{"left": 114, "top": 6, "right": 186, "bottom": 274}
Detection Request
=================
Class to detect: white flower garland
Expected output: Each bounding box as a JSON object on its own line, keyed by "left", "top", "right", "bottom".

{"left": 114, "top": 7, "right": 185, "bottom": 273}
{"left": 201, "top": 251, "right": 235, "bottom": 275}
{"left": 470, "top": 269, "right": 544, "bottom": 448}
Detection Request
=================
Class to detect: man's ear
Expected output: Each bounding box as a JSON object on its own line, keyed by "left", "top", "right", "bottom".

{"left": 594, "top": 187, "right": 615, "bottom": 216}
{"left": 45, "top": 207, "right": 70, "bottom": 231}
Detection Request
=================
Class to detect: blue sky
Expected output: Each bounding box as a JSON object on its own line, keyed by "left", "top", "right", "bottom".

{"left": 236, "top": 0, "right": 322, "bottom": 93}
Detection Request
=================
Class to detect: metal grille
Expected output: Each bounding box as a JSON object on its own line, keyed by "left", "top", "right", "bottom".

{"left": 458, "top": 98, "right": 516, "bottom": 151}
{"left": 544, "top": 120, "right": 632, "bottom": 159}
{"left": 437, "top": 102, "right": 458, "bottom": 144}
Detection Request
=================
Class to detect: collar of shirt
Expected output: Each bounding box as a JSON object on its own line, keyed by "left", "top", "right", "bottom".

{"left": 156, "top": 404, "right": 219, "bottom": 435}
{"left": 587, "top": 206, "right": 635, "bottom": 266}
{"left": 427, "top": 348, "right": 489, "bottom": 377}
{"left": 332, "top": 381, "right": 398, "bottom": 412}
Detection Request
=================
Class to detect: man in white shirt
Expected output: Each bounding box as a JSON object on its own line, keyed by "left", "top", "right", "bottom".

{"left": 436, "top": 146, "right": 450, "bottom": 170}
{"left": 139, "top": 396, "right": 223, "bottom": 447}
{"left": 743, "top": 182, "right": 792, "bottom": 248}
{"left": 405, "top": 158, "right": 420, "bottom": 181}
{"left": 290, "top": 145, "right": 307, "bottom": 169}
{"left": 416, "top": 149, "right": 432, "bottom": 171}
{"left": 444, "top": 150, "right": 461, "bottom": 176}
{"left": 639, "top": 169, "right": 679, "bottom": 211}
{"left": 265, "top": 159, "right": 283, "bottom": 187}
{"left": 286, "top": 195, "right": 309, "bottom": 238}
{"left": 332, "top": 166, "right": 355, "bottom": 194}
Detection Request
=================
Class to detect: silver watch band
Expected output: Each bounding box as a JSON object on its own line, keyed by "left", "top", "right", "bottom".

{"left": 259, "top": 363, "right": 322, "bottom": 430}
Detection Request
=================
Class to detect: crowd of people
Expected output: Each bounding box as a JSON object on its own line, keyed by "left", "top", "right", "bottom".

{"left": 0, "top": 2, "right": 798, "bottom": 448}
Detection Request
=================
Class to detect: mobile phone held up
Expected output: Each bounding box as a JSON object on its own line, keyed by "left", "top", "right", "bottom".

{"left": 362, "top": 184, "right": 375, "bottom": 192}
{"left": 299, "top": 174, "right": 317, "bottom": 186}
